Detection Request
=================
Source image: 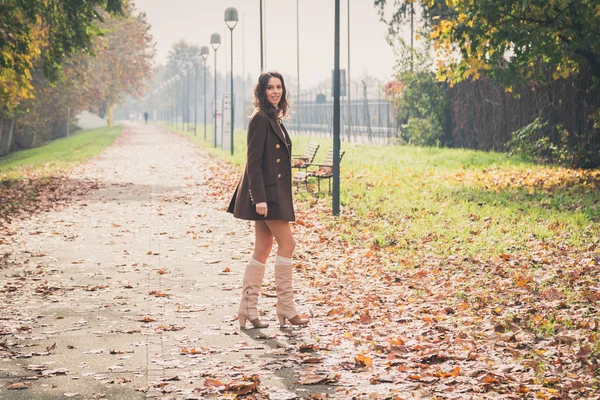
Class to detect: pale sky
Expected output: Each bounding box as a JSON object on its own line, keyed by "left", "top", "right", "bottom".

{"left": 134, "top": 0, "right": 399, "bottom": 89}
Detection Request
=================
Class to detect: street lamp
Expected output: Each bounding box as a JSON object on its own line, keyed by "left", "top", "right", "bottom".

{"left": 200, "top": 46, "right": 210, "bottom": 141}
{"left": 173, "top": 75, "right": 180, "bottom": 130}
{"left": 225, "top": 7, "right": 238, "bottom": 156}
{"left": 186, "top": 62, "right": 194, "bottom": 132}
{"left": 210, "top": 33, "right": 221, "bottom": 148}
{"left": 167, "top": 78, "right": 174, "bottom": 126}
{"left": 193, "top": 56, "right": 202, "bottom": 136}
{"left": 165, "top": 80, "right": 170, "bottom": 125}
{"left": 180, "top": 69, "right": 187, "bottom": 132}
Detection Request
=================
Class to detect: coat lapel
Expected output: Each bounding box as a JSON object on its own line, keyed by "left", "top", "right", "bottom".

{"left": 268, "top": 118, "right": 291, "bottom": 157}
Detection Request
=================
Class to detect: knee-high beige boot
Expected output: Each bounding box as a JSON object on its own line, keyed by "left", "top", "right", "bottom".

{"left": 275, "top": 255, "right": 309, "bottom": 327}
{"left": 238, "top": 258, "right": 269, "bottom": 329}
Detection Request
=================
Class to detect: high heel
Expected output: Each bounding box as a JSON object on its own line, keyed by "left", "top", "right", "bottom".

{"left": 275, "top": 256, "right": 310, "bottom": 328}
{"left": 278, "top": 314, "right": 308, "bottom": 327}
{"left": 239, "top": 315, "right": 269, "bottom": 329}
{"left": 237, "top": 258, "right": 269, "bottom": 329}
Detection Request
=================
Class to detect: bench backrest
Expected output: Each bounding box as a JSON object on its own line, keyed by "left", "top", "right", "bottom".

{"left": 322, "top": 149, "right": 346, "bottom": 166}
{"left": 302, "top": 142, "right": 320, "bottom": 162}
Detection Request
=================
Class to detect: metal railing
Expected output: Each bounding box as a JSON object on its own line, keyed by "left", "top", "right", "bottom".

{"left": 287, "top": 95, "right": 398, "bottom": 144}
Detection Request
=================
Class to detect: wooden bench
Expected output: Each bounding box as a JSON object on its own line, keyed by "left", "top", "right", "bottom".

{"left": 291, "top": 142, "right": 320, "bottom": 171}
{"left": 293, "top": 149, "right": 345, "bottom": 193}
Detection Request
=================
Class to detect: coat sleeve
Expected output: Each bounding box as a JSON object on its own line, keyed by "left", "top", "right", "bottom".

{"left": 246, "top": 112, "right": 268, "bottom": 205}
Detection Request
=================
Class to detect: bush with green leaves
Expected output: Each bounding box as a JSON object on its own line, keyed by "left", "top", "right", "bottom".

{"left": 507, "top": 117, "right": 600, "bottom": 168}
{"left": 390, "top": 39, "right": 450, "bottom": 147}
{"left": 402, "top": 116, "right": 443, "bottom": 147}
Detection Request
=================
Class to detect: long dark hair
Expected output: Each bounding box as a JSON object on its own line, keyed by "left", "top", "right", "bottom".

{"left": 253, "top": 71, "right": 289, "bottom": 120}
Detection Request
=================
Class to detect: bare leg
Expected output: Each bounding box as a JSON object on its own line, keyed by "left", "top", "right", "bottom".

{"left": 264, "top": 220, "right": 296, "bottom": 258}
{"left": 253, "top": 220, "right": 274, "bottom": 264}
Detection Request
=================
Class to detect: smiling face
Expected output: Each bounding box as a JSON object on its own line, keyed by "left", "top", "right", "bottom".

{"left": 265, "top": 77, "right": 282, "bottom": 107}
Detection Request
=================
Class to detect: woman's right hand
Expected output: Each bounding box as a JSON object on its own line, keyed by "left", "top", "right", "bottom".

{"left": 256, "top": 202, "right": 268, "bottom": 217}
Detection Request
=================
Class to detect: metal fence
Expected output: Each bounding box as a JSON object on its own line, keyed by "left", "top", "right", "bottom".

{"left": 286, "top": 87, "right": 399, "bottom": 144}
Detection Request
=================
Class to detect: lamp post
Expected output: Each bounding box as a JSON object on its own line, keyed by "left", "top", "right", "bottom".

{"left": 297, "top": 0, "right": 300, "bottom": 134}
{"left": 165, "top": 80, "right": 170, "bottom": 125}
{"left": 168, "top": 78, "right": 174, "bottom": 126}
{"left": 173, "top": 75, "right": 180, "bottom": 130}
{"left": 333, "top": 0, "right": 341, "bottom": 216}
{"left": 242, "top": 12, "right": 247, "bottom": 128}
{"left": 186, "top": 62, "right": 194, "bottom": 133}
{"left": 180, "top": 69, "right": 187, "bottom": 132}
{"left": 259, "top": 0, "right": 264, "bottom": 71}
{"left": 193, "top": 56, "right": 202, "bottom": 136}
{"left": 200, "top": 46, "right": 209, "bottom": 141}
{"left": 225, "top": 7, "right": 238, "bottom": 156}
{"left": 210, "top": 33, "right": 221, "bottom": 148}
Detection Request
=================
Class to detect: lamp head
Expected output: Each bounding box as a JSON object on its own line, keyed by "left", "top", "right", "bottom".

{"left": 200, "top": 46, "right": 210, "bottom": 61}
{"left": 224, "top": 7, "right": 239, "bottom": 30}
{"left": 210, "top": 33, "right": 221, "bottom": 51}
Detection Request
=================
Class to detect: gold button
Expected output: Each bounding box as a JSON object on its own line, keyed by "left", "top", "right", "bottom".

{"left": 277, "top": 174, "right": 282, "bottom": 178}
{"left": 276, "top": 159, "right": 281, "bottom": 163}
{"left": 276, "top": 144, "right": 281, "bottom": 149}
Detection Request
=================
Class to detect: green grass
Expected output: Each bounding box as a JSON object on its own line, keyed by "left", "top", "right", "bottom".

{"left": 0, "top": 125, "right": 123, "bottom": 180}
{"left": 166, "top": 124, "right": 600, "bottom": 258}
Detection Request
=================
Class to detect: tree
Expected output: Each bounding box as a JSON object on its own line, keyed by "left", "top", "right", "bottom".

{"left": 166, "top": 41, "right": 202, "bottom": 77}
{"left": 376, "top": 0, "right": 600, "bottom": 87}
{"left": 0, "top": 0, "right": 124, "bottom": 114}
{"left": 83, "top": 6, "right": 155, "bottom": 126}
{"left": 0, "top": 3, "right": 153, "bottom": 155}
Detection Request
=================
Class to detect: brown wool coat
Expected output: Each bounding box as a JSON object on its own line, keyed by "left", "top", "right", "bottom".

{"left": 227, "top": 110, "right": 295, "bottom": 221}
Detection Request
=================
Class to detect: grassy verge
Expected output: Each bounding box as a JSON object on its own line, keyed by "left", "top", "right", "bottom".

{"left": 0, "top": 125, "right": 123, "bottom": 223}
{"left": 0, "top": 125, "right": 123, "bottom": 180}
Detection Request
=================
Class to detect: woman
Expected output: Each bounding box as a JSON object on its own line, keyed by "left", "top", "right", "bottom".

{"left": 227, "top": 71, "right": 309, "bottom": 329}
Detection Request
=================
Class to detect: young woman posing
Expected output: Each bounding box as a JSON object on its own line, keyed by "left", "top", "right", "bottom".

{"left": 227, "top": 71, "right": 309, "bottom": 329}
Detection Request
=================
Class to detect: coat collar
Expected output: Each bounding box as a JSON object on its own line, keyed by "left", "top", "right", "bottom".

{"left": 268, "top": 117, "right": 291, "bottom": 157}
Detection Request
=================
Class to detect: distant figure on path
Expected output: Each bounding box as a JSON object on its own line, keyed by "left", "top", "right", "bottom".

{"left": 227, "top": 71, "right": 309, "bottom": 329}
{"left": 143, "top": 111, "right": 149, "bottom": 125}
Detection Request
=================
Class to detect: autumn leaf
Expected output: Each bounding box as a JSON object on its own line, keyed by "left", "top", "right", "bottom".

{"left": 436, "top": 366, "right": 460, "bottom": 378}
{"left": 181, "top": 347, "right": 204, "bottom": 355}
{"left": 6, "top": 382, "right": 31, "bottom": 390}
{"left": 355, "top": 352, "right": 373, "bottom": 367}
{"left": 148, "top": 290, "right": 170, "bottom": 297}
{"left": 359, "top": 311, "right": 372, "bottom": 325}
{"left": 227, "top": 380, "right": 258, "bottom": 395}
{"left": 204, "top": 377, "right": 225, "bottom": 387}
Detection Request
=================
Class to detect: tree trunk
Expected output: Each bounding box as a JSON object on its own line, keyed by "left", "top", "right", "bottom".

{"left": 0, "top": 119, "right": 4, "bottom": 156}
{"left": 107, "top": 104, "right": 115, "bottom": 127}
{"left": 6, "top": 119, "right": 15, "bottom": 155}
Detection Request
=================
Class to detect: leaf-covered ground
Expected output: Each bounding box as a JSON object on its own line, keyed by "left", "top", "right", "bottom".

{"left": 1, "top": 124, "right": 598, "bottom": 399}
{"left": 208, "top": 151, "right": 600, "bottom": 398}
